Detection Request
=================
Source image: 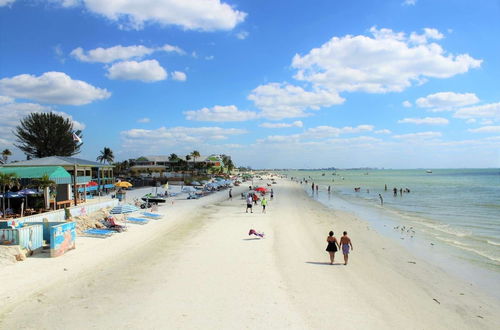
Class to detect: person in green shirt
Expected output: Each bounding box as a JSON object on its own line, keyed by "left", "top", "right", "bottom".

{"left": 261, "top": 196, "right": 268, "bottom": 213}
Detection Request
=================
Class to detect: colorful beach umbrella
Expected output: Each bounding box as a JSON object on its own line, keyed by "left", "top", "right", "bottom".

{"left": 115, "top": 181, "right": 133, "bottom": 188}
{"left": 255, "top": 187, "right": 267, "bottom": 192}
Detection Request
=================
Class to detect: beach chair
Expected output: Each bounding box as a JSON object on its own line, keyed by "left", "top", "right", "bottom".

{"left": 141, "top": 212, "right": 163, "bottom": 219}
{"left": 125, "top": 217, "right": 150, "bottom": 225}
{"left": 82, "top": 228, "right": 114, "bottom": 238}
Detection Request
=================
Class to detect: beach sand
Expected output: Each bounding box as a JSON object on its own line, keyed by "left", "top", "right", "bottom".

{"left": 0, "top": 178, "right": 498, "bottom": 329}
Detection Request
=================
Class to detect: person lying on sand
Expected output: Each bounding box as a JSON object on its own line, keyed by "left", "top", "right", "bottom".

{"left": 101, "top": 216, "right": 126, "bottom": 232}
{"left": 248, "top": 229, "right": 264, "bottom": 238}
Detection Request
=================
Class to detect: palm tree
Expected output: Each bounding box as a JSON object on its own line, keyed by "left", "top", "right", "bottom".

{"left": 190, "top": 150, "right": 200, "bottom": 173}
{"left": 226, "top": 158, "right": 235, "bottom": 174}
{"left": 1, "top": 149, "right": 12, "bottom": 164}
{"left": 168, "top": 153, "right": 179, "bottom": 171}
{"left": 14, "top": 112, "right": 83, "bottom": 158}
{"left": 185, "top": 155, "right": 192, "bottom": 172}
{"left": 221, "top": 154, "right": 231, "bottom": 174}
{"left": 33, "top": 174, "right": 56, "bottom": 210}
{"left": 96, "top": 147, "right": 114, "bottom": 164}
{"left": 0, "top": 173, "right": 19, "bottom": 217}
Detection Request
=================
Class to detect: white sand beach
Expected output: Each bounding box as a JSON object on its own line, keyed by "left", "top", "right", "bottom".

{"left": 0, "top": 178, "right": 499, "bottom": 329}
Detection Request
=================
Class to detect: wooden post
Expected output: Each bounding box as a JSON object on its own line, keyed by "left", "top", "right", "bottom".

{"left": 73, "top": 164, "right": 78, "bottom": 206}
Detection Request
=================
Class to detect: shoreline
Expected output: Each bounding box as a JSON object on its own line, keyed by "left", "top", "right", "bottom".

{"left": 303, "top": 184, "right": 500, "bottom": 300}
{"left": 1, "top": 177, "right": 499, "bottom": 329}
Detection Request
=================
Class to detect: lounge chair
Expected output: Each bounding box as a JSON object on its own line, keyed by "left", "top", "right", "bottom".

{"left": 125, "top": 217, "right": 150, "bottom": 225}
{"left": 141, "top": 212, "right": 162, "bottom": 219}
{"left": 82, "top": 228, "right": 114, "bottom": 238}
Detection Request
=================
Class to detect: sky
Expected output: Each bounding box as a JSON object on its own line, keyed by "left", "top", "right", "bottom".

{"left": 1, "top": 0, "right": 499, "bottom": 169}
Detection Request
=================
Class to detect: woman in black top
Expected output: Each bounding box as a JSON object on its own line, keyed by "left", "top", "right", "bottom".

{"left": 326, "top": 231, "right": 339, "bottom": 264}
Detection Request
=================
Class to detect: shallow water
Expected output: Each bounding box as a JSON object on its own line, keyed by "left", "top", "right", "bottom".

{"left": 282, "top": 169, "right": 500, "bottom": 297}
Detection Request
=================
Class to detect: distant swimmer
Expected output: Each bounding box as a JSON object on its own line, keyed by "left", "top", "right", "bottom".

{"left": 400, "top": 188, "right": 403, "bottom": 196}
{"left": 328, "top": 186, "right": 331, "bottom": 193}
{"left": 312, "top": 183, "right": 315, "bottom": 191}
{"left": 385, "top": 184, "right": 387, "bottom": 191}
{"left": 325, "top": 231, "right": 340, "bottom": 264}
{"left": 316, "top": 185, "right": 318, "bottom": 192}
{"left": 339, "top": 231, "right": 353, "bottom": 265}
{"left": 393, "top": 187, "right": 398, "bottom": 196}
{"left": 379, "top": 194, "right": 383, "bottom": 205}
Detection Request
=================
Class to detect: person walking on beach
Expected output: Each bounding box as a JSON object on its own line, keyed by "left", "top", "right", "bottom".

{"left": 326, "top": 231, "right": 339, "bottom": 264}
{"left": 252, "top": 193, "right": 258, "bottom": 205}
{"left": 312, "top": 182, "right": 315, "bottom": 191}
{"left": 316, "top": 185, "right": 318, "bottom": 192}
{"left": 339, "top": 231, "right": 353, "bottom": 265}
{"left": 270, "top": 189, "right": 274, "bottom": 200}
{"left": 261, "top": 196, "right": 267, "bottom": 213}
{"left": 229, "top": 188, "right": 232, "bottom": 200}
{"left": 246, "top": 195, "right": 253, "bottom": 213}
{"left": 379, "top": 194, "right": 383, "bottom": 206}
{"left": 328, "top": 185, "right": 331, "bottom": 193}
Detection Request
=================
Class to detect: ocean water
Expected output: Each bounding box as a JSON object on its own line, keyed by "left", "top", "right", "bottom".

{"left": 283, "top": 169, "right": 500, "bottom": 294}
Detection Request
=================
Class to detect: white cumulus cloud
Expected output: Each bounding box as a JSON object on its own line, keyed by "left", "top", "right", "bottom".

{"left": 375, "top": 129, "right": 392, "bottom": 134}
{"left": 71, "top": 43, "right": 185, "bottom": 63}
{"left": 71, "top": 45, "right": 155, "bottom": 63}
{"left": 416, "top": 92, "right": 480, "bottom": 110}
{"left": 453, "top": 102, "right": 500, "bottom": 122}
{"left": 0, "top": 95, "right": 14, "bottom": 104}
{"left": 121, "top": 126, "right": 247, "bottom": 154}
{"left": 0, "top": 72, "right": 110, "bottom": 105}
{"left": 291, "top": 27, "right": 481, "bottom": 93}
{"left": 106, "top": 60, "right": 167, "bottom": 82}
{"left": 248, "top": 83, "right": 344, "bottom": 120}
{"left": 468, "top": 126, "right": 500, "bottom": 133}
{"left": 184, "top": 105, "right": 259, "bottom": 122}
{"left": 171, "top": 71, "right": 187, "bottom": 81}
{"left": 80, "top": 0, "right": 246, "bottom": 31}
{"left": 393, "top": 131, "right": 442, "bottom": 139}
{"left": 159, "top": 44, "right": 186, "bottom": 55}
{"left": 402, "top": 101, "right": 412, "bottom": 108}
{"left": 402, "top": 0, "right": 417, "bottom": 6}
{"left": 137, "top": 117, "right": 150, "bottom": 123}
{"left": 398, "top": 117, "right": 449, "bottom": 125}
{"left": 260, "top": 121, "right": 304, "bottom": 128}
{"left": 236, "top": 31, "right": 249, "bottom": 40}
{"left": 0, "top": 0, "right": 16, "bottom": 6}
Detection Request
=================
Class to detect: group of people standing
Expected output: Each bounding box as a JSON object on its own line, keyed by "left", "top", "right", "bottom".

{"left": 326, "top": 231, "right": 353, "bottom": 265}
{"left": 245, "top": 189, "right": 272, "bottom": 213}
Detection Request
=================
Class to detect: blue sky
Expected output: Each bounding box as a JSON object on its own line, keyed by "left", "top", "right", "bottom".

{"left": 1, "top": 0, "right": 499, "bottom": 169}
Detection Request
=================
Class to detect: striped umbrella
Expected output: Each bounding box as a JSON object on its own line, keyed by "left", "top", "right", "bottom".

{"left": 109, "top": 204, "right": 139, "bottom": 214}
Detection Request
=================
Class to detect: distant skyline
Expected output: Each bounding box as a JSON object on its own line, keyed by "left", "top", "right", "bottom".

{"left": 1, "top": 0, "right": 499, "bottom": 169}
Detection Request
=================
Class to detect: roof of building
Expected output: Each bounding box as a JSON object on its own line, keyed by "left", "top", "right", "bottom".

{"left": 3, "top": 156, "right": 113, "bottom": 168}
{"left": 0, "top": 166, "right": 72, "bottom": 184}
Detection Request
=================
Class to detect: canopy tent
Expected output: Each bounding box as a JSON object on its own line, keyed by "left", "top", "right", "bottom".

{"left": 0, "top": 166, "right": 71, "bottom": 184}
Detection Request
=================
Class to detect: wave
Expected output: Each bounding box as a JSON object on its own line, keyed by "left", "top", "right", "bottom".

{"left": 435, "top": 237, "right": 500, "bottom": 263}
{"left": 418, "top": 222, "right": 471, "bottom": 238}
{"left": 487, "top": 240, "right": 500, "bottom": 247}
